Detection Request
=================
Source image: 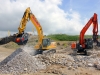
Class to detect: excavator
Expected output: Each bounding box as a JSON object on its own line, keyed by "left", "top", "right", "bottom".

{"left": 0, "top": 7, "right": 56, "bottom": 55}
{"left": 71, "top": 13, "right": 100, "bottom": 55}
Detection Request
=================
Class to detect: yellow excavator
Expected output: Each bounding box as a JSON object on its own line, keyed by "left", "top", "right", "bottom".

{"left": 6, "top": 7, "right": 56, "bottom": 55}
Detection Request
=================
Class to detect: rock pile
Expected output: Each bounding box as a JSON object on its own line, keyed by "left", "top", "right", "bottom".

{"left": 0, "top": 48, "right": 46, "bottom": 75}
{"left": 36, "top": 50, "right": 100, "bottom": 70}
{"left": 0, "top": 46, "right": 100, "bottom": 74}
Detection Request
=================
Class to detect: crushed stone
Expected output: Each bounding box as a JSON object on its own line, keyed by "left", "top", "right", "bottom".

{"left": 0, "top": 48, "right": 46, "bottom": 75}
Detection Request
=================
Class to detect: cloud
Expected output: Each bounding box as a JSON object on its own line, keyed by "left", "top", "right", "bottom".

{"left": 0, "top": 0, "right": 94, "bottom": 38}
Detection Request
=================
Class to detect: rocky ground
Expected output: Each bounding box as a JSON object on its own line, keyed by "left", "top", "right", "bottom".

{"left": 0, "top": 35, "right": 100, "bottom": 75}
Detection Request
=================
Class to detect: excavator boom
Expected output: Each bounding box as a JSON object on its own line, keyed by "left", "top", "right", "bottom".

{"left": 18, "top": 8, "right": 30, "bottom": 34}
{"left": 30, "top": 13, "right": 44, "bottom": 47}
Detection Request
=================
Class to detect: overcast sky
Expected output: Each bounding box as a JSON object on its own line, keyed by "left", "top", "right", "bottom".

{"left": 0, "top": 0, "right": 100, "bottom": 37}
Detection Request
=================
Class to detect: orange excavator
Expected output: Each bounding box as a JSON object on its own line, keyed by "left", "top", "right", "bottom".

{"left": 71, "top": 13, "right": 100, "bottom": 55}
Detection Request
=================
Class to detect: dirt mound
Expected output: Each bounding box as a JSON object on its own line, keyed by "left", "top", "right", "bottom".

{"left": 0, "top": 48, "right": 46, "bottom": 75}
{"left": 1, "top": 35, "right": 38, "bottom": 49}
{"left": 2, "top": 42, "right": 19, "bottom": 49}
{"left": 26, "top": 35, "right": 38, "bottom": 46}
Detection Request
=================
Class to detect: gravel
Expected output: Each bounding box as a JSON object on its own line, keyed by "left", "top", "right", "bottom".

{"left": 36, "top": 49, "right": 100, "bottom": 70}
{"left": 0, "top": 48, "right": 46, "bottom": 75}
{"left": 0, "top": 46, "right": 100, "bottom": 74}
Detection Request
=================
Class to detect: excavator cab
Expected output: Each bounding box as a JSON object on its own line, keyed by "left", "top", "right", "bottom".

{"left": 33, "top": 38, "right": 56, "bottom": 55}
{"left": 42, "top": 38, "right": 51, "bottom": 47}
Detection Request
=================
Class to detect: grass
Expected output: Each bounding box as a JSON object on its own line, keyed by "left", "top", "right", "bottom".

{"left": 47, "top": 34, "right": 100, "bottom": 41}
{"left": 47, "top": 34, "right": 79, "bottom": 41}
{"left": 1, "top": 34, "right": 100, "bottom": 49}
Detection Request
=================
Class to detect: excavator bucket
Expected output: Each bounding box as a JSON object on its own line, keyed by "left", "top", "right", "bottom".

{"left": 15, "top": 33, "right": 29, "bottom": 45}
{"left": 0, "top": 33, "right": 29, "bottom": 45}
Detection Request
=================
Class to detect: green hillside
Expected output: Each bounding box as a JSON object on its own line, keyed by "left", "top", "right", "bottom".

{"left": 47, "top": 34, "right": 99, "bottom": 41}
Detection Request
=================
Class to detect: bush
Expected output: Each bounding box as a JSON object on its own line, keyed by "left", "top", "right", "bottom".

{"left": 47, "top": 34, "right": 100, "bottom": 41}
{"left": 47, "top": 34, "right": 79, "bottom": 41}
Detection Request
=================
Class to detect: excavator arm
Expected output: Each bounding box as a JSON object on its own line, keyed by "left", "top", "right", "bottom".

{"left": 18, "top": 8, "right": 30, "bottom": 34}
{"left": 92, "top": 13, "right": 98, "bottom": 43}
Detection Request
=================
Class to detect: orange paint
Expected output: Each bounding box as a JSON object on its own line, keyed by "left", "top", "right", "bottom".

{"left": 16, "top": 38, "right": 21, "bottom": 43}
{"left": 71, "top": 43, "right": 76, "bottom": 49}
